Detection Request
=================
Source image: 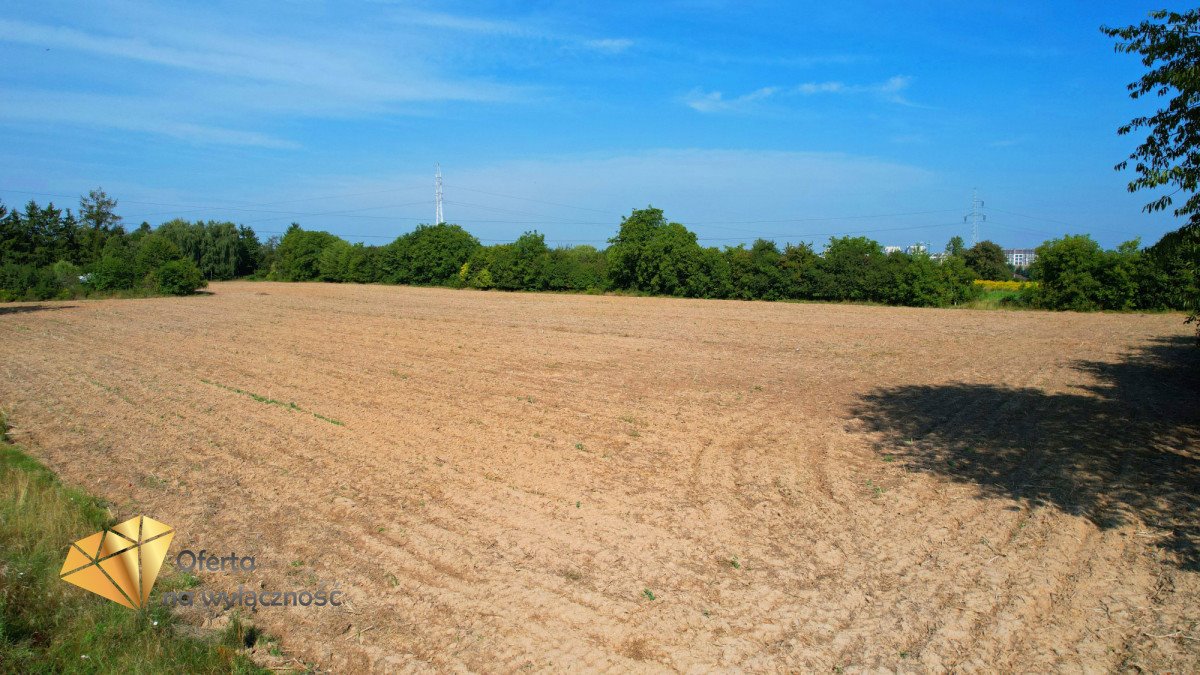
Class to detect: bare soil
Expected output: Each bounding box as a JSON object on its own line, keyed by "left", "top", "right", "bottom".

{"left": 2, "top": 281, "right": 1197, "bottom": 672}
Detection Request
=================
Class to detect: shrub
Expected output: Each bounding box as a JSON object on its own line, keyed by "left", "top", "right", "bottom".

{"left": 50, "top": 260, "right": 83, "bottom": 291}
{"left": 469, "top": 268, "right": 494, "bottom": 289}
{"left": 813, "top": 236, "right": 887, "bottom": 301}
{"left": 134, "top": 234, "right": 183, "bottom": 279}
{"left": 317, "top": 238, "right": 353, "bottom": 282}
{"left": 0, "top": 263, "right": 38, "bottom": 298}
{"left": 86, "top": 255, "right": 136, "bottom": 291}
{"left": 153, "top": 259, "right": 207, "bottom": 296}
{"left": 727, "top": 239, "right": 786, "bottom": 300}
{"left": 379, "top": 223, "right": 480, "bottom": 285}
{"left": 963, "top": 240, "right": 1011, "bottom": 280}
{"left": 547, "top": 245, "right": 607, "bottom": 291}
{"left": 270, "top": 224, "right": 341, "bottom": 281}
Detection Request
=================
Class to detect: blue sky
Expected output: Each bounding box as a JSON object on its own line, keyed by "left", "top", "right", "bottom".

{"left": 0, "top": 1, "right": 1191, "bottom": 250}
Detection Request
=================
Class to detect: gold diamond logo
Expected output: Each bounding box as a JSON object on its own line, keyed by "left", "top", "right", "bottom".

{"left": 59, "top": 515, "right": 174, "bottom": 609}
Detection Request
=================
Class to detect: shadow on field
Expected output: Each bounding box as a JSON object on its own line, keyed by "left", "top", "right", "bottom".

{"left": 0, "top": 304, "right": 77, "bottom": 316}
{"left": 852, "top": 335, "right": 1200, "bottom": 570}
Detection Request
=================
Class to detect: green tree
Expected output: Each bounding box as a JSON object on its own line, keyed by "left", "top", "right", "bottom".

{"left": 1140, "top": 226, "right": 1199, "bottom": 310}
{"left": 606, "top": 207, "right": 668, "bottom": 291}
{"left": 813, "top": 236, "right": 887, "bottom": 302}
{"left": 1096, "top": 240, "right": 1146, "bottom": 310}
{"left": 157, "top": 219, "right": 260, "bottom": 280}
{"left": 689, "top": 246, "right": 733, "bottom": 299}
{"left": 133, "top": 234, "right": 183, "bottom": 279}
{"left": 86, "top": 255, "right": 136, "bottom": 292}
{"left": 50, "top": 260, "right": 83, "bottom": 294}
{"left": 637, "top": 222, "right": 706, "bottom": 296}
{"left": 963, "top": 240, "right": 1010, "bottom": 281}
{"left": 945, "top": 236, "right": 966, "bottom": 257}
{"left": 79, "top": 188, "right": 122, "bottom": 264}
{"left": 547, "top": 245, "right": 607, "bottom": 291}
{"left": 1103, "top": 10, "right": 1200, "bottom": 217}
{"left": 881, "top": 251, "right": 961, "bottom": 307}
{"left": 271, "top": 224, "right": 341, "bottom": 281}
{"left": 1029, "top": 235, "right": 1106, "bottom": 311}
{"left": 779, "top": 242, "right": 820, "bottom": 299}
{"left": 236, "top": 225, "right": 262, "bottom": 277}
{"left": 604, "top": 207, "right": 714, "bottom": 297}
{"left": 317, "top": 238, "right": 353, "bottom": 282}
{"left": 342, "top": 243, "right": 378, "bottom": 284}
{"left": 1104, "top": 10, "right": 1200, "bottom": 333}
{"left": 727, "top": 239, "right": 786, "bottom": 300}
{"left": 152, "top": 259, "right": 207, "bottom": 296}
{"left": 939, "top": 254, "right": 981, "bottom": 305}
{"left": 379, "top": 223, "right": 479, "bottom": 285}
{"left": 480, "top": 232, "right": 553, "bottom": 291}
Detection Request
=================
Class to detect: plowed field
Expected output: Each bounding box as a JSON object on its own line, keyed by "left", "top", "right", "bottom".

{"left": 2, "top": 281, "right": 1197, "bottom": 672}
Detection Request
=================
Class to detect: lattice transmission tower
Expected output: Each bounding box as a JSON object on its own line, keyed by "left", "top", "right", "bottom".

{"left": 964, "top": 188, "right": 986, "bottom": 245}
{"left": 435, "top": 163, "right": 444, "bottom": 225}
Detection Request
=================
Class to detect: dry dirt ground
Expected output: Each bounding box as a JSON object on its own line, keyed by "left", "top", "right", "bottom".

{"left": 2, "top": 281, "right": 1198, "bottom": 672}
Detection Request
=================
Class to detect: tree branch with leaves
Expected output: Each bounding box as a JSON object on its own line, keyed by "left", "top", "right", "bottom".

{"left": 1103, "top": 10, "right": 1200, "bottom": 337}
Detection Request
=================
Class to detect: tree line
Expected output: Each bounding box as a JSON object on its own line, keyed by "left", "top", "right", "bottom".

{"left": 1, "top": 192, "right": 1195, "bottom": 313}
{"left": 269, "top": 207, "right": 1198, "bottom": 311}
{"left": 0, "top": 191, "right": 239, "bottom": 300}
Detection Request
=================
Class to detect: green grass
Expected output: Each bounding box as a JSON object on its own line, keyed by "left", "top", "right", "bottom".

{"left": 0, "top": 415, "right": 272, "bottom": 673}
{"left": 865, "top": 479, "right": 886, "bottom": 498}
{"left": 201, "top": 379, "right": 344, "bottom": 427}
{"left": 965, "top": 289, "right": 1025, "bottom": 310}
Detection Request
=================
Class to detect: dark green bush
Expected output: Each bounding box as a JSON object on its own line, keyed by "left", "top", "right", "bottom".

{"left": 963, "top": 240, "right": 1011, "bottom": 281}
{"left": 153, "top": 259, "right": 207, "bottom": 296}
{"left": 268, "top": 224, "right": 341, "bottom": 281}
{"left": 86, "top": 255, "right": 136, "bottom": 291}
{"left": 134, "top": 234, "right": 184, "bottom": 279}
{"left": 812, "top": 236, "right": 888, "bottom": 302}
{"left": 379, "top": 223, "right": 480, "bottom": 285}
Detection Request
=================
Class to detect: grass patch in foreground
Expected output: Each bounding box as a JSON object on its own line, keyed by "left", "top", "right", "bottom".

{"left": 0, "top": 414, "right": 270, "bottom": 673}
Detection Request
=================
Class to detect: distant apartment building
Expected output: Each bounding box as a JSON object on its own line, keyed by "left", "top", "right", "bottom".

{"left": 883, "top": 243, "right": 929, "bottom": 255}
{"left": 1004, "top": 248, "right": 1038, "bottom": 268}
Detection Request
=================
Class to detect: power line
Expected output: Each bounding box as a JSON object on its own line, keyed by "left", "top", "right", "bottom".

{"left": 692, "top": 221, "right": 969, "bottom": 243}
{"left": 443, "top": 199, "right": 597, "bottom": 224}
{"left": 684, "top": 208, "right": 961, "bottom": 225}
{"left": 986, "top": 206, "right": 1073, "bottom": 227}
{"left": 237, "top": 200, "right": 434, "bottom": 225}
{"left": 0, "top": 183, "right": 1140, "bottom": 245}
{"left": 986, "top": 206, "right": 1143, "bottom": 238}
{"left": 445, "top": 184, "right": 618, "bottom": 216}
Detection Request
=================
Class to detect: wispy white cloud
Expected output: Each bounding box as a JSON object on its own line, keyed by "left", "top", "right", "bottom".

{"left": 686, "top": 75, "right": 924, "bottom": 113}
{"left": 582, "top": 38, "right": 634, "bottom": 54}
{"left": 683, "top": 87, "right": 779, "bottom": 113}
{"left": 795, "top": 81, "right": 848, "bottom": 94}
{"left": 0, "top": 89, "right": 300, "bottom": 149}
{"left": 0, "top": 18, "right": 518, "bottom": 107}
{"left": 795, "top": 75, "right": 917, "bottom": 104}
{"left": 383, "top": 8, "right": 530, "bottom": 36}
{"left": 380, "top": 8, "right": 634, "bottom": 55}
